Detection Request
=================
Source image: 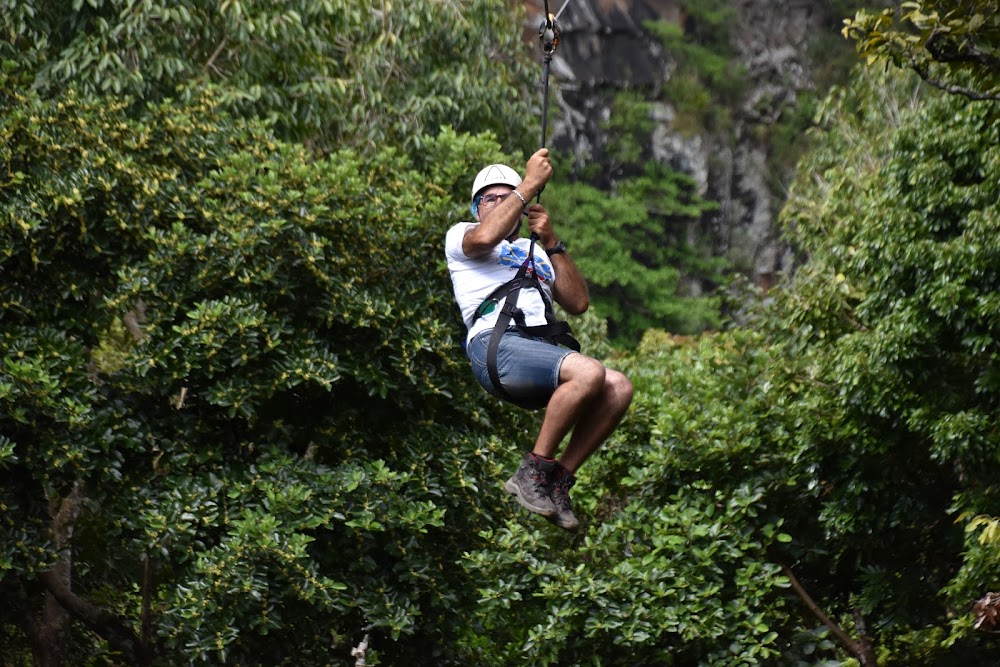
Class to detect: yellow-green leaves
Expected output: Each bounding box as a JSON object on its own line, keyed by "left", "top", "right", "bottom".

{"left": 844, "top": 1, "right": 1000, "bottom": 101}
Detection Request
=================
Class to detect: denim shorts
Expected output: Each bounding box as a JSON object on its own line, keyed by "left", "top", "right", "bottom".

{"left": 466, "top": 328, "right": 573, "bottom": 410}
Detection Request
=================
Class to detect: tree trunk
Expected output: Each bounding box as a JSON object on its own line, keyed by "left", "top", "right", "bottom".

{"left": 33, "top": 482, "right": 155, "bottom": 666}
{"left": 853, "top": 607, "right": 879, "bottom": 667}
{"left": 35, "top": 568, "right": 74, "bottom": 667}
{"left": 32, "top": 483, "right": 84, "bottom": 667}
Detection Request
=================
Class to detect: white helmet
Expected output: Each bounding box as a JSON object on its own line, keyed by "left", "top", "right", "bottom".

{"left": 470, "top": 163, "right": 522, "bottom": 203}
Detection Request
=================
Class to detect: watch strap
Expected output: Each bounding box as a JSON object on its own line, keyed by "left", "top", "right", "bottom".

{"left": 545, "top": 240, "right": 567, "bottom": 256}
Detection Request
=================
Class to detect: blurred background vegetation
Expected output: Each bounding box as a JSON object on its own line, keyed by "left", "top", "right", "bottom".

{"left": 1, "top": 0, "right": 998, "bottom": 665}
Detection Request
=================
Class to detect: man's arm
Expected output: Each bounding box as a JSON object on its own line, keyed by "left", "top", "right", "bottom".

{"left": 549, "top": 252, "right": 589, "bottom": 315}
{"left": 525, "top": 201, "right": 589, "bottom": 316}
{"left": 463, "top": 149, "right": 552, "bottom": 258}
{"left": 462, "top": 196, "right": 527, "bottom": 259}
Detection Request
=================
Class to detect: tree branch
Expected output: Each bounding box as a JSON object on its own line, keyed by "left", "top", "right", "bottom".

{"left": 204, "top": 37, "right": 229, "bottom": 75}
{"left": 925, "top": 29, "right": 1000, "bottom": 72}
{"left": 852, "top": 606, "right": 878, "bottom": 667}
{"left": 39, "top": 569, "right": 153, "bottom": 666}
{"left": 780, "top": 563, "right": 878, "bottom": 666}
{"left": 904, "top": 29, "right": 1000, "bottom": 101}
{"left": 910, "top": 56, "right": 1000, "bottom": 102}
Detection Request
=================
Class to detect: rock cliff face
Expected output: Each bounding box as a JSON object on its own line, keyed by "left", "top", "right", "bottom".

{"left": 522, "top": 0, "right": 842, "bottom": 289}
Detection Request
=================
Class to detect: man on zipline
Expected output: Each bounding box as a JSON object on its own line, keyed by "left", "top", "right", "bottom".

{"left": 445, "top": 148, "right": 633, "bottom": 531}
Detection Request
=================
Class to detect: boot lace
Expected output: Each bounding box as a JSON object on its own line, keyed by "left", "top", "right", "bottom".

{"left": 550, "top": 470, "right": 575, "bottom": 512}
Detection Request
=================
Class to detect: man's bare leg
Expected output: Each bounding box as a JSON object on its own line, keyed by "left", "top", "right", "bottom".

{"left": 531, "top": 353, "right": 632, "bottom": 468}
{"left": 558, "top": 369, "right": 632, "bottom": 473}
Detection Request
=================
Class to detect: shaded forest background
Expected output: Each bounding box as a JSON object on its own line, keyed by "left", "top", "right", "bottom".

{"left": 1, "top": 1, "right": 998, "bottom": 665}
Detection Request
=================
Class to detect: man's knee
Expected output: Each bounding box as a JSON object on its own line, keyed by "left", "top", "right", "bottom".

{"left": 606, "top": 369, "right": 634, "bottom": 410}
{"left": 561, "top": 354, "right": 606, "bottom": 397}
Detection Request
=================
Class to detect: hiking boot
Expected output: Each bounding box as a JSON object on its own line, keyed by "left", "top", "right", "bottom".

{"left": 545, "top": 465, "right": 580, "bottom": 531}
{"left": 504, "top": 452, "right": 558, "bottom": 517}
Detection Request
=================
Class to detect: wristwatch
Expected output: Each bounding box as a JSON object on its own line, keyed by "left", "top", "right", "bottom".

{"left": 545, "top": 240, "right": 567, "bottom": 256}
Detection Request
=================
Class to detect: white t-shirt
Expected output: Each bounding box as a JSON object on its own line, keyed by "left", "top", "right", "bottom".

{"left": 445, "top": 222, "right": 557, "bottom": 345}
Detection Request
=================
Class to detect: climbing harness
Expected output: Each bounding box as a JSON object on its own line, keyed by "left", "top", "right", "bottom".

{"left": 472, "top": 240, "right": 580, "bottom": 396}
{"left": 478, "top": 0, "right": 581, "bottom": 406}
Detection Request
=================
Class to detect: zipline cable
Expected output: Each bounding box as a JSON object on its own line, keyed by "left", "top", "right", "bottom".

{"left": 531, "top": 0, "right": 571, "bottom": 241}
{"left": 537, "top": 0, "right": 574, "bottom": 147}
{"left": 536, "top": 0, "right": 563, "bottom": 202}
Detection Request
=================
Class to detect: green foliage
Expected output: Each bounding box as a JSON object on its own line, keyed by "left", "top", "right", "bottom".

{"left": 677, "top": 0, "right": 740, "bottom": 54}
{"left": 807, "top": 3, "right": 869, "bottom": 93}
{"left": 844, "top": 0, "right": 1000, "bottom": 101}
{"left": 766, "top": 92, "right": 821, "bottom": 194}
{"left": 462, "top": 325, "right": 830, "bottom": 664}
{"left": 602, "top": 90, "right": 655, "bottom": 172}
{"left": 469, "top": 60, "right": 1000, "bottom": 666}
{"left": 464, "top": 482, "right": 790, "bottom": 665}
{"left": 0, "top": 73, "right": 538, "bottom": 664}
{"left": 545, "top": 163, "right": 724, "bottom": 343}
{"left": 764, "top": 65, "right": 1000, "bottom": 663}
{"left": 5, "top": 2, "right": 1000, "bottom": 665}
{"left": 568, "top": 87, "right": 730, "bottom": 346}
{"left": 942, "top": 513, "right": 1000, "bottom": 643}
{"left": 0, "top": 0, "right": 537, "bottom": 154}
{"left": 645, "top": 2, "right": 746, "bottom": 134}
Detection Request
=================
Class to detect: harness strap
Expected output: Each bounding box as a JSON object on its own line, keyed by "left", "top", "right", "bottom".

{"left": 475, "top": 241, "right": 580, "bottom": 402}
{"left": 485, "top": 251, "right": 533, "bottom": 399}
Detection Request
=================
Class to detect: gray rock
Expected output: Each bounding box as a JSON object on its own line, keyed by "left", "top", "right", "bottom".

{"left": 523, "top": 0, "right": 838, "bottom": 292}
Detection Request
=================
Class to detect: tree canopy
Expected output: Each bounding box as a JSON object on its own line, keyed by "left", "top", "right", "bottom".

{"left": 546, "top": 163, "right": 725, "bottom": 342}
{"left": 2, "top": 0, "right": 1000, "bottom": 665}
{"left": 0, "top": 0, "right": 536, "bottom": 153}
{"left": 0, "top": 71, "right": 537, "bottom": 663}
{"left": 765, "top": 64, "right": 1000, "bottom": 664}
